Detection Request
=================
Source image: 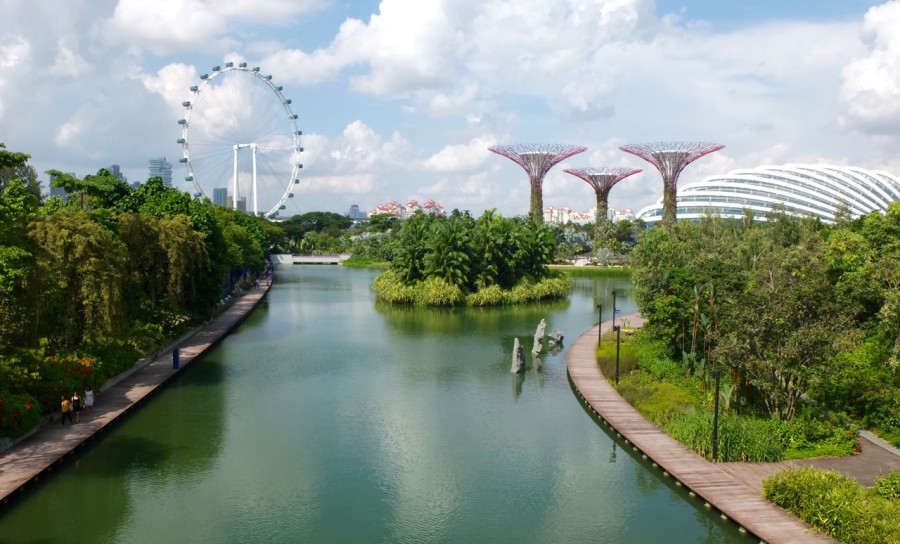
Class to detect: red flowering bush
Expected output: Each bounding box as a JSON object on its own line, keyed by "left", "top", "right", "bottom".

{"left": 34, "top": 354, "right": 100, "bottom": 412}
{"left": 0, "top": 391, "right": 41, "bottom": 438}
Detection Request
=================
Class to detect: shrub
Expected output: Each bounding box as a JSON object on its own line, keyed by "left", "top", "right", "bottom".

{"left": 34, "top": 354, "right": 99, "bottom": 413}
{"left": 373, "top": 270, "right": 417, "bottom": 304}
{"left": 0, "top": 391, "right": 41, "bottom": 438}
{"left": 596, "top": 334, "right": 638, "bottom": 379}
{"left": 418, "top": 276, "right": 464, "bottom": 306}
{"left": 616, "top": 373, "right": 697, "bottom": 425}
{"left": 873, "top": 470, "right": 900, "bottom": 501}
{"left": 781, "top": 410, "right": 859, "bottom": 460}
{"left": 763, "top": 467, "right": 900, "bottom": 543}
{"left": 507, "top": 275, "right": 572, "bottom": 304}
{"left": 663, "top": 410, "right": 784, "bottom": 462}
{"left": 467, "top": 284, "right": 505, "bottom": 306}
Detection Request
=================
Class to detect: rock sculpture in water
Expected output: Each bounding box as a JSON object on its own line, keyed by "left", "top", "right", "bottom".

{"left": 532, "top": 318, "right": 547, "bottom": 355}
{"left": 548, "top": 329, "right": 564, "bottom": 347}
{"left": 511, "top": 338, "right": 526, "bottom": 373}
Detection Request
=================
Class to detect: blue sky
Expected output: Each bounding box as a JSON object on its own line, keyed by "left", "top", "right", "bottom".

{"left": 1, "top": 0, "right": 898, "bottom": 218}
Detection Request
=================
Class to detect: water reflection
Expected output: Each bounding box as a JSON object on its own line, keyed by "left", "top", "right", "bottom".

{"left": 0, "top": 266, "right": 747, "bottom": 544}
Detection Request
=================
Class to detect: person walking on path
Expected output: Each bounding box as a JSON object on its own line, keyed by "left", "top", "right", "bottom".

{"left": 70, "top": 392, "right": 83, "bottom": 423}
{"left": 60, "top": 396, "right": 72, "bottom": 425}
{"left": 84, "top": 387, "right": 94, "bottom": 414}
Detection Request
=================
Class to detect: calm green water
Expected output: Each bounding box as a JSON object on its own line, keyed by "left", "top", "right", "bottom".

{"left": 0, "top": 266, "right": 745, "bottom": 543}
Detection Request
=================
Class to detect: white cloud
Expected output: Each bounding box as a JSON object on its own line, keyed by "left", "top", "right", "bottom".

{"left": 141, "top": 63, "right": 199, "bottom": 111}
{"left": 420, "top": 136, "right": 495, "bottom": 173}
{"left": 839, "top": 0, "right": 900, "bottom": 135}
{"left": 108, "top": 0, "right": 231, "bottom": 55}
{"left": 50, "top": 40, "right": 91, "bottom": 79}
{"left": 0, "top": 36, "right": 31, "bottom": 121}
{"left": 301, "top": 173, "right": 377, "bottom": 193}
{"left": 107, "top": 0, "right": 322, "bottom": 56}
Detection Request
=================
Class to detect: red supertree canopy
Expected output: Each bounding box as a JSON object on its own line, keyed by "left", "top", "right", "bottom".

{"left": 564, "top": 167, "right": 643, "bottom": 193}
{"left": 488, "top": 143, "right": 587, "bottom": 186}
{"left": 618, "top": 141, "right": 724, "bottom": 186}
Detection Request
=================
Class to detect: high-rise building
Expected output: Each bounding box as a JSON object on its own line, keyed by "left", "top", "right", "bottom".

{"left": 226, "top": 195, "right": 248, "bottom": 213}
{"left": 347, "top": 204, "right": 367, "bottom": 220}
{"left": 148, "top": 157, "right": 173, "bottom": 187}
{"left": 107, "top": 164, "right": 127, "bottom": 183}
{"left": 48, "top": 172, "right": 75, "bottom": 202}
{"left": 213, "top": 188, "right": 228, "bottom": 207}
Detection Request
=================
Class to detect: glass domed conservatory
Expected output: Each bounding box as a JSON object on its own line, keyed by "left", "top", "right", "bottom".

{"left": 636, "top": 164, "right": 900, "bottom": 224}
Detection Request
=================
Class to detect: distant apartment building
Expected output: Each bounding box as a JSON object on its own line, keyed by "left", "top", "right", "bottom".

{"left": 213, "top": 187, "right": 228, "bottom": 207}
{"left": 368, "top": 198, "right": 446, "bottom": 219}
{"left": 107, "top": 164, "right": 127, "bottom": 183}
{"left": 347, "top": 204, "right": 368, "bottom": 220}
{"left": 148, "top": 157, "right": 173, "bottom": 187}
{"left": 544, "top": 206, "right": 634, "bottom": 225}
{"left": 225, "top": 195, "right": 247, "bottom": 212}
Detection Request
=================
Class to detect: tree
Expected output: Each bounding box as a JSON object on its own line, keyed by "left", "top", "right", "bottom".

{"left": 717, "top": 236, "right": 847, "bottom": 421}
{"left": 391, "top": 212, "right": 434, "bottom": 283}
{"left": 121, "top": 178, "right": 229, "bottom": 316}
{"left": 368, "top": 213, "right": 399, "bottom": 233}
{"left": 424, "top": 214, "right": 471, "bottom": 288}
{"left": 0, "top": 148, "right": 40, "bottom": 350}
{"left": 28, "top": 209, "right": 129, "bottom": 347}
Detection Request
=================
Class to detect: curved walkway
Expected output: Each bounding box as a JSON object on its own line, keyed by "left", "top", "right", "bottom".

{"left": 567, "top": 314, "right": 835, "bottom": 544}
{"left": 0, "top": 282, "right": 272, "bottom": 505}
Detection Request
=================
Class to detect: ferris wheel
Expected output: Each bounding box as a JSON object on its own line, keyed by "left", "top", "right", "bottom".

{"left": 177, "top": 62, "right": 303, "bottom": 218}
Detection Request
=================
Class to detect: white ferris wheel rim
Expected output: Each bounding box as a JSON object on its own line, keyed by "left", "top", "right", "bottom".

{"left": 178, "top": 62, "right": 302, "bottom": 218}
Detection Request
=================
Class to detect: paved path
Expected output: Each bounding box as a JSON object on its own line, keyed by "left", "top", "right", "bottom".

{"left": 568, "top": 314, "right": 836, "bottom": 544}
{"left": 0, "top": 282, "right": 271, "bottom": 505}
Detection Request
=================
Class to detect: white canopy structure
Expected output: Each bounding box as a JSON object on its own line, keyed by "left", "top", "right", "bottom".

{"left": 636, "top": 164, "right": 900, "bottom": 224}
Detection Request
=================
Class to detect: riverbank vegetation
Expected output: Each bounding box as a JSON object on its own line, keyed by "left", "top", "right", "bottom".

{"left": 616, "top": 205, "right": 900, "bottom": 463}
{"left": 372, "top": 210, "right": 571, "bottom": 306}
{"left": 0, "top": 145, "right": 272, "bottom": 437}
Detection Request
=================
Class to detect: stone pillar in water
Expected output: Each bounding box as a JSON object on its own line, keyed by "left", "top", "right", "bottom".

{"left": 532, "top": 319, "right": 547, "bottom": 355}
{"left": 548, "top": 329, "right": 564, "bottom": 347}
{"left": 511, "top": 338, "right": 526, "bottom": 373}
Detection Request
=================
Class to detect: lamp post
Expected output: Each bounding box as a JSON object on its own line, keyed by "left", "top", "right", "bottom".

{"left": 614, "top": 325, "right": 621, "bottom": 385}
{"left": 611, "top": 290, "right": 618, "bottom": 330}
{"left": 597, "top": 303, "right": 602, "bottom": 346}
{"left": 712, "top": 370, "right": 721, "bottom": 462}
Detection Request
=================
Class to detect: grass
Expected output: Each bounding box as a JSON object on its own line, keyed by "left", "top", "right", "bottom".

{"left": 341, "top": 257, "right": 390, "bottom": 268}
{"left": 552, "top": 265, "right": 631, "bottom": 278}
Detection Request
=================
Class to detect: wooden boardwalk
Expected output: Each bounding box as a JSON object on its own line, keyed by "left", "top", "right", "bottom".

{"left": 567, "top": 314, "right": 836, "bottom": 544}
{"left": 0, "top": 282, "right": 272, "bottom": 505}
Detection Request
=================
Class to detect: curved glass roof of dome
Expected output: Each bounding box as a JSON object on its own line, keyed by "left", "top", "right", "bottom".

{"left": 636, "top": 164, "right": 900, "bottom": 224}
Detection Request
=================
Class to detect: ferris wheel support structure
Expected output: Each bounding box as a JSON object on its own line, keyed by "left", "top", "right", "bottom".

{"left": 233, "top": 143, "right": 259, "bottom": 215}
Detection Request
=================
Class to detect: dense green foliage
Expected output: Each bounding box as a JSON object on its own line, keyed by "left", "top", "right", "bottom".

{"left": 763, "top": 467, "right": 900, "bottom": 543}
{"left": 630, "top": 208, "right": 900, "bottom": 447}
{"left": 373, "top": 210, "right": 570, "bottom": 306}
{"left": 0, "top": 144, "right": 273, "bottom": 437}
{"left": 615, "top": 330, "right": 858, "bottom": 461}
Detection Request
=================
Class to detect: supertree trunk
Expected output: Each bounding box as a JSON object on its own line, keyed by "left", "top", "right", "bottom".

{"left": 662, "top": 180, "right": 678, "bottom": 227}
{"left": 564, "top": 167, "right": 641, "bottom": 246}
{"left": 530, "top": 181, "right": 544, "bottom": 223}
{"left": 595, "top": 190, "right": 609, "bottom": 242}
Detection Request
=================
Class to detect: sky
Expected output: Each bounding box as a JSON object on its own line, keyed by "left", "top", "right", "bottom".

{"left": 1, "top": 0, "right": 899, "bottom": 218}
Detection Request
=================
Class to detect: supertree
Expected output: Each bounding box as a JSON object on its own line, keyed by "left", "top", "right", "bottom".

{"left": 619, "top": 141, "right": 724, "bottom": 227}
{"left": 488, "top": 144, "right": 587, "bottom": 223}
{"left": 564, "top": 167, "right": 642, "bottom": 242}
